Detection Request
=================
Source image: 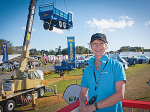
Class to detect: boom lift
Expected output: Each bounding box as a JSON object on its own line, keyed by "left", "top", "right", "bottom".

{"left": 0, "top": 0, "right": 46, "bottom": 112}
{"left": 0, "top": 1, "right": 74, "bottom": 112}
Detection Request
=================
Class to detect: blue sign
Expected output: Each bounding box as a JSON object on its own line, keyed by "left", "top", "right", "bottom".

{"left": 1, "top": 42, "right": 8, "bottom": 63}
{"left": 67, "top": 37, "right": 75, "bottom": 63}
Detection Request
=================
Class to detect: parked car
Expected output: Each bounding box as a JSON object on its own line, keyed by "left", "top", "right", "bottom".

{"left": 137, "top": 55, "right": 149, "bottom": 63}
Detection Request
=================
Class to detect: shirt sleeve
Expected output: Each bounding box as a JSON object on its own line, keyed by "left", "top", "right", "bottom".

{"left": 80, "top": 67, "right": 89, "bottom": 88}
{"left": 114, "top": 61, "right": 126, "bottom": 84}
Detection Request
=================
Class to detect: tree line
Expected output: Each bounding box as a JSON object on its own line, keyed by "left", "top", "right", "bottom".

{"left": 0, "top": 39, "right": 91, "bottom": 55}
{"left": 0, "top": 39, "right": 150, "bottom": 56}
{"left": 29, "top": 46, "right": 91, "bottom": 56}
{"left": 118, "top": 46, "right": 150, "bottom": 52}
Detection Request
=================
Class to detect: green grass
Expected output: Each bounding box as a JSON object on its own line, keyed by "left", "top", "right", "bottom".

{"left": 64, "top": 68, "right": 83, "bottom": 76}
{"left": 44, "top": 73, "right": 60, "bottom": 79}
{"left": 44, "top": 68, "right": 83, "bottom": 79}
{"left": 125, "top": 63, "right": 149, "bottom": 75}
{"left": 44, "top": 79, "right": 81, "bottom": 96}
{"left": 44, "top": 64, "right": 150, "bottom": 97}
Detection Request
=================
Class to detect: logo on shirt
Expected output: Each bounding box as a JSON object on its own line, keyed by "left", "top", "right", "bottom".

{"left": 103, "top": 72, "right": 111, "bottom": 74}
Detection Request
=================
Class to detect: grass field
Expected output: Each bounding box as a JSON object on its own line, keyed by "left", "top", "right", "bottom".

{"left": 14, "top": 63, "right": 150, "bottom": 112}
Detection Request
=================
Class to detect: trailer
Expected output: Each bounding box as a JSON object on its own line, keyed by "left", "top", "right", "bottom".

{"left": 54, "top": 61, "right": 74, "bottom": 73}
{"left": 39, "top": 3, "right": 73, "bottom": 31}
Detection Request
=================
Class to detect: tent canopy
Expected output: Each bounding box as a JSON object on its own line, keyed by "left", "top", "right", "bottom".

{"left": 108, "top": 54, "right": 128, "bottom": 69}
{"left": 0, "top": 54, "right": 39, "bottom": 64}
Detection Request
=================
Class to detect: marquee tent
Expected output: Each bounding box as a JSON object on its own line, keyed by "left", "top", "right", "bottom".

{"left": 0, "top": 54, "right": 40, "bottom": 64}
{"left": 108, "top": 54, "right": 128, "bottom": 69}
{"left": 120, "top": 52, "right": 150, "bottom": 59}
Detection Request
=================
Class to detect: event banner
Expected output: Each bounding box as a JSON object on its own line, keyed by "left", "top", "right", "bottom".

{"left": 1, "top": 42, "right": 8, "bottom": 63}
{"left": 67, "top": 37, "right": 75, "bottom": 63}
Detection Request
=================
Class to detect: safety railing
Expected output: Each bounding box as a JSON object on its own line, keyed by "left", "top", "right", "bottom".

{"left": 122, "top": 99, "right": 150, "bottom": 112}
{"left": 57, "top": 99, "right": 150, "bottom": 112}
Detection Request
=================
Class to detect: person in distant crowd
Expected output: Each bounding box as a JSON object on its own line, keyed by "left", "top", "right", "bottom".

{"left": 79, "top": 33, "right": 126, "bottom": 112}
{"left": 14, "top": 65, "right": 16, "bottom": 70}
{"left": 12, "top": 66, "right": 14, "bottom": 71}
{"left": 2, "top": 67, "right": 4, "bottom": 72}
{"left": 10, "top": 65, "right": 12, "bottom": 72}
{"left": 55, "top": 60, "right": 57, "bottom": 66}
{"left": 82, "top": 67, "right": 84, "bottom": 74}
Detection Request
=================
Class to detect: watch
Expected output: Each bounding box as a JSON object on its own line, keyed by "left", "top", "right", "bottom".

{"left": 94, "top": 102, "right": 98, "bottom": 110}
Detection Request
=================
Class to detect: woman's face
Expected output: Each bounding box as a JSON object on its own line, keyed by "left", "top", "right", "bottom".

{"left": 91, "top": 39, "right": 106, "bottom": 56}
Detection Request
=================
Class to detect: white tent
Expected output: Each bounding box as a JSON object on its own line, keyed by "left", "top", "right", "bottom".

{"left": 0, "top": 54, "right": 21, "bottom": 64}
{"left": 108, "top": 54, "right": 128, "bottom": 69}
{"left": 120, "top": 52, "right": 150, "bottom": 59}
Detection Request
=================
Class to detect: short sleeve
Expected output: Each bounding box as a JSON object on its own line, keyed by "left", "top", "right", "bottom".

{"left": 114, "top": 62, "right": 126, "bottom": 84}
{"left": 80, "top": 67, "right": 89, "bottom": 88}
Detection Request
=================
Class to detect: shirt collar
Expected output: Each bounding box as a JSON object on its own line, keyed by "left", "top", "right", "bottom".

{"left": 99, "top": 54, "right": 108, "bottom": 62}
{"left": 88, "top": 54, "right": 108, "bottom": 67}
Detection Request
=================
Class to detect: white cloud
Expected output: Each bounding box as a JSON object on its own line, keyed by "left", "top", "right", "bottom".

{"left": 22, "top": 26, "right": 63, "bottom": 34}
{"left": 85, "top": 15, "right": 134, "bottom": 32}
{"left": 52, "top": 27, "right": 64, "bottom": 34}
{"left": 119, "top": 15, "right": 131, "bottom": 20}
{"left": 22, "top": 27, "right": 37, "bottom": 32}
{"left": 145, "top": 20, "right": 150, "bottom": 26}
{"left": 22, "top": 27, "right": 26, "bottom": 30}
{"left": 109, "top": 29, "right": 116, "bottom": 32}
{"left": 32, "top": 28, "right": 37, "bottom": 32}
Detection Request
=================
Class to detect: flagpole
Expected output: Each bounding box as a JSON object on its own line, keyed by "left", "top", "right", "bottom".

{"left": 75, "top": 37, "right": 77, "bottom": 84}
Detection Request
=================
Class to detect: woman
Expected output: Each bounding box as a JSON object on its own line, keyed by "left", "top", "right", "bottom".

{"left": 79, "top": 33, "right": 126, "bottom": 112}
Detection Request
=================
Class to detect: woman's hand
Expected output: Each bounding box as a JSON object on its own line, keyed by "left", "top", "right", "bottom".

{"left": 79, "top": 104, "right": 95, "bottom": 112}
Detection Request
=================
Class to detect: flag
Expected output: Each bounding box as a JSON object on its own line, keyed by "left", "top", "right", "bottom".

{"left": 67, "top": 37, "right": 75, "bottom": 63}
{"left": 1, "top": 42, "right": 8, "bottom": 63}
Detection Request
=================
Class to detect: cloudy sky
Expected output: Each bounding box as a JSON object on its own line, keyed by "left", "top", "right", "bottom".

{"left": 0, "top": 0, "right": 150, "bottom": 52}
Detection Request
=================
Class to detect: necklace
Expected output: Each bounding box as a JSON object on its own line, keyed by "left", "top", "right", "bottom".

{"left": 96, "top": 67, "right": 99, "bottom": 71}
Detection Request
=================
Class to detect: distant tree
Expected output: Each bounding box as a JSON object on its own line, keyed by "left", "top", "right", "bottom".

{"left": 49, "top": 49, "right": 55, "bottom": 55}
{"left": 56, "top": 46, "right": 61, "bottom": 55}
{"left": 80, "top": 46, "right": 85, "bottom": 54}
{"left": 61, "top": 48, "right": 68, "bottom": 55}
{"left": 109, "top": 50, "right": 114, "bottom": 54}
{"left": 76, "top": 46, "right": 87, "bottom": 54}
{"left": 118, "top": 46, "right": 131, "bottom": 52}
{"left": 29, "top": 48, "right": 40, "bottom": 55}
{"left": 58, "top": 46, "right": 61, "bottom": 55}
{"left": 0, "top": 39, "right": 14, "bottom": 55}
{"left": 44, "top": 50, "right": 49, "bottom": 55}
{"left": 130, "top": 48, "right": 137, "bottom": 52}
{"left": 40, "top": 50, "right": 44, "bottom": 55}
{"left": 76, "top": 46, "right": 80, "bottom": 54}
{"left": 13, "top": 46, "right": 22, "bottom": 54}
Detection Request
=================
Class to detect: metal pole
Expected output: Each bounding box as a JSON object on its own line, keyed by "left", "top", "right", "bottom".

{"left": 32, "top": 94, "right": 35, "bottom": 109}
{"left": 54, "top": 85, "right": 57, "bottom": 95}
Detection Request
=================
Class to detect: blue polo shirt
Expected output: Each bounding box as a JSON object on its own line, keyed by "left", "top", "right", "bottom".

{"left": 80, "top": 54, "right": 126, "bottom": 112}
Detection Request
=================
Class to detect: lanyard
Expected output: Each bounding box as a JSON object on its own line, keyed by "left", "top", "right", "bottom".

{"left": 93, "top": 58, "right": 108, "bottom": 91}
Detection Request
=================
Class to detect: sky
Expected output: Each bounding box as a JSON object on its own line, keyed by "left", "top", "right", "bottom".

{"left": 0, "top": 0, "right": 150, "bottom": 53}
